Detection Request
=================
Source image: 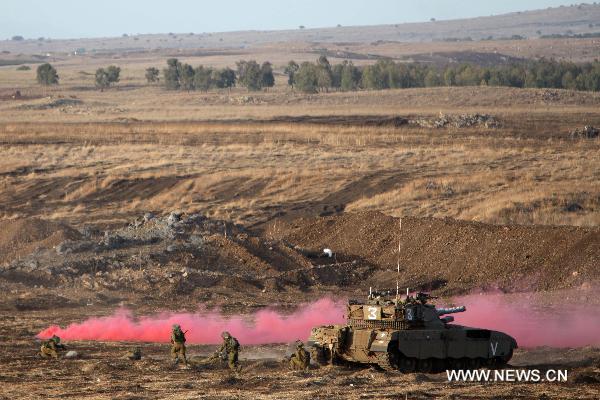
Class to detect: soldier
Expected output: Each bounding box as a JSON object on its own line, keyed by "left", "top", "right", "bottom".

{"left": 289, "top": 340, "right": 310, "bottom": 371}
{"left": 125, "top": 347, "right": 142, "bottom": 360}
{"left": 218, "top": 331, "right": 241, "bottom": 372}
{"left": 40, "top": 335, "right": 66, "bottom": 359}
{"left": 170, "top": 324, "right": 187, "bottom": 365}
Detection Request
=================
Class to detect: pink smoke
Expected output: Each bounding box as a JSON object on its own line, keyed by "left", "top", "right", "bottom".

{"left": 450, "top": 293, "right": 600, "bottom": 348}
{"left": 37, "top": 298, "right": 346, "bottom": 345}
{"left": 38, "top": 294, "right": 600, "bottom": 348}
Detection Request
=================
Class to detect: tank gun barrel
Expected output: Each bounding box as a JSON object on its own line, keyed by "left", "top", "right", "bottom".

{"left": 436, "top": 306, "right": 466, "bottom": 316}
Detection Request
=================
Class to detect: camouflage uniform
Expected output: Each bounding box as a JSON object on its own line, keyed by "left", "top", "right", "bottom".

{"left": 126, "top": 347, "right": 142, "bottom": 360}
{"left": 170, "top": 324, "right": 187, "bottom": 365}
{"left": 40, "top": 335, "right": 65, "bottom": 358}
{"left": 289, "top": 341, "right": 310, "bottom": 371}
{"left": 218, "top": 332, "right": 241, "bottom": 372}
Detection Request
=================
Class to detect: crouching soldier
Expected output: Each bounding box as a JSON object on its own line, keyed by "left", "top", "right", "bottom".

{"left": 218, "top": 331, "right": 241, "bottom": 372}
{"left": 40, "top": 335, "right": 66, "bottom": 359}
{"left": 125, "top": 347, "right": 142, "bottom": 360}
{"left": 170, "top": 324, "right": 187, "bottom": 365}
{"left": 289, "top": 341, "right": 310, "bottom": 371}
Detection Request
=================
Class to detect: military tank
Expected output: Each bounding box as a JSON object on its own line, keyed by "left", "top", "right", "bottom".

{"left": 307, "top": 290, "right": 517, "bottom": 372}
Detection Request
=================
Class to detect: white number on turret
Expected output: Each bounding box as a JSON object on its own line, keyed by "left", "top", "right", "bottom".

{"left": 406, "top": 308, "right": 413, "bottom": 321}
{"left": 367, "top": 306, "right": 378, "bottom": 320}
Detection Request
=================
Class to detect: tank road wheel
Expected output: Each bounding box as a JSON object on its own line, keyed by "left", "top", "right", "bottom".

{"left": 483, "top": 357, "right": 495, "bottom": 368}
{"left": 466, "top": 358, "right": 481, "bottom": 370}
{"left": 448, "top": 358, "right": 465, "bottom": 370}
{"left": 432, "top": 358, "right": 446, "bottom": 373}
{"left": 500, "top": 348, "right": 514, "bottom": 366}
{"left": 375, "top": 349, "right": 399, "bottom": 371}
{"left": 310, "top": 345, "right": 329, "bottom": 366}
{"left": 417, "top": 358, "right": 433, "bottom": 373}
{"left": 398, "top": 357, "right": 416, "bottom": 373}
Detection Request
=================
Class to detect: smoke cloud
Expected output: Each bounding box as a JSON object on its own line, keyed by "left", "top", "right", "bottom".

{"left": 38, "top": 293, "right": 600, "bottom": 348}
{"left": 38, "top": 298, "right": 346, "bottom": 344}
{"left": 450, "top": 293, "right": 600, "bottom": 348}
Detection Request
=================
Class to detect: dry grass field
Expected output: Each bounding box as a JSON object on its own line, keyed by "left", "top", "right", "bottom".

{"left": 1, "top": 14, "right": 600, "bottom": 398}
{"left": 0, "top": 115, "right": 598, "bottom": 230}
{"left": 1, "top": 81, "right": 598, "bottom": 229}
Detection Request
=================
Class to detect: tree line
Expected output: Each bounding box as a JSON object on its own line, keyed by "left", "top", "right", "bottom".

{"left": 159, "top": 58, "right": 274, "bottom": 91}
{"left": 286, "top": 56, "right": 600, "bottom": 93}
{"left": 35, "top": 57, "right": 600, "bottom": 93}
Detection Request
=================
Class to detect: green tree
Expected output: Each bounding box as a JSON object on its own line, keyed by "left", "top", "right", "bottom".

{"left": 284, "top": 60, "right": 299, "bottom": 88}
{"left": 340, "top": 61, "right": 360, "bottom": 91}
{"left": 36, "top": 63, "right": 59, "bottom": 85}
{"left": 331, "top": 64, "right": 343, "bottom": 89}
{"left": 361, "top": 64, "right": 387, "bottom": 90}
{"left": 106, "top": 65, "right": 121, "bottom": 84}
{"left": 236, "top": 60, "right": 262, "bottom": 91}
{"left": 219, "top": 67, "right": 236, "bottom": 90}
{"left": 210, "top": 68, "right": 224, "bottom": 89}
{"left": 316, "top": 56, "right": 332, "bottom": 92}
{"left": 561, "top": 71, "right": 576, "bottom": 90}
{"left": 95, "top": 66, "right": 120, "bottom": 90}
{"left": 294, "top": 62, "right": 319, "bottom": 93}
{"left": 179, "top": 63, "right": 195, "bottom": 91}
{"left": 194, "top": 65, "right": 213, "bottom": 91}
{"left": 163, "top": 58, "right": 181, "bottom": 90}
{"left": 317, "top": 55, "right": 331, "bottom": 72}
{"left": 145, "top": 67, "right": 160, "bottom": 83}
{"left": 443, "top": 68, "right": 457, "bottom": 86}
{"left": 95, "top": 68, "right": 110, "bottom": 90}
{"left": 260, "top": 61, "right": 275, "bottom": 90}
{"left": 424, "top": 69, "right": 442, "bottom": 87}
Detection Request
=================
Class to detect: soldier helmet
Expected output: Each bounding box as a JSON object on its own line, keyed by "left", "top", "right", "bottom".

{"left": 295, "top": 340, "right": 304, "bottom": 348}
{"left": 221, "top": 331, "right": 231, "bottom": 339}
{"left": 51, "top": 335, "right": 61, "bottom": 343}
{"left": 172, "top": 324, "right": 180, "bottom": 330}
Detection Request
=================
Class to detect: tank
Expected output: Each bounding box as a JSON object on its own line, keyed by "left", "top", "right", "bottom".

{"left": 307, "top": 290, "right": 517, "bottom": 372}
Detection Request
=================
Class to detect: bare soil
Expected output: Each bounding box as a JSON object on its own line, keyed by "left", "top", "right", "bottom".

{"left": 0, "top": 308, "right": 599, "bottom": 400}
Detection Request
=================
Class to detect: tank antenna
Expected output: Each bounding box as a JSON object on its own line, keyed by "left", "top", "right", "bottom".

{"left": 396, "top": 218, "right": 401, "bottom": 303}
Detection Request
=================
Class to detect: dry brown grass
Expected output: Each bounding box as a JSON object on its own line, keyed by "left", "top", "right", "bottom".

{"left": 0, "top": 113, "right": 597, "bottom": 228}
{"left": 1, "top": 52, "right": 598, "bottom": 229}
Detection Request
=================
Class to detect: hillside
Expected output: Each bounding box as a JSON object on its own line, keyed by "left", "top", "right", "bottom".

{"left": 1, "top": 3, "right": 600, "bottom": 54}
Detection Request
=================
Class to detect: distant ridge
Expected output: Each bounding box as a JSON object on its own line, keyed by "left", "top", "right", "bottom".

{"left": 2, "top": 3, "right": 600, "bottom": 54}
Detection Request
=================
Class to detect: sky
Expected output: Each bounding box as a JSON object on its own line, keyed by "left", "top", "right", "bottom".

{"left": 1, "top": 0, "right": 573, "bottom": 40}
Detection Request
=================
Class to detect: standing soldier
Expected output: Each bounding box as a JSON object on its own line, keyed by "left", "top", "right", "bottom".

{"left": 218, "top": 331, "right": 241, "bottom": 372}
{"left": 289, "top": 340, "right": 310, "bottom": 371}
{"left": 40, "top": 335, "right": 66, "bottom": 359}
{"left": 170, "top": 324, "right": 187, "bottom": 365}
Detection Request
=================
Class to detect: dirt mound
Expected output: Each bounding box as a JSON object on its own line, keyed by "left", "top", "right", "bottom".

{"left": 0, "top": 218, "right": 81, "bottom": 264}
{"left": 410, "top": 113, "right": 500, "bottom": 128}
{"left": 0, "top": 213, "right": 376, "bottom": 309}
{"left": 268, "top": 212, "right": 600, "bottom": 294}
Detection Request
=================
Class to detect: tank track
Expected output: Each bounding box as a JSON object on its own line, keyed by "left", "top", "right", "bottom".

{"left": 374, "top": 352, "right": 397, "bottom": 371}
{"left": 310, "top": 346, "right": 330, "bottom": 366}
